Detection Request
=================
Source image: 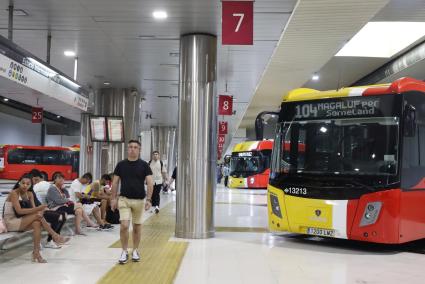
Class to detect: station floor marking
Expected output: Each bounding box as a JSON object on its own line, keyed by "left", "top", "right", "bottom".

{"left": 215, "top": 201, "right": 267, "bottom": 207}
{"left": 215, "top": 226, "right": 269, "bottom": 233}
{"left": 98, "top": 203, "right": 188, "bottom": 284}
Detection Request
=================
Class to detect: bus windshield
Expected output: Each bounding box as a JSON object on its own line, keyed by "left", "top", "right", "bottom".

{"left": 230, "top": 150, "right": 271, "bottom": 177}
{"left": 271, "top": 117, "right": 400, "bottom": 178}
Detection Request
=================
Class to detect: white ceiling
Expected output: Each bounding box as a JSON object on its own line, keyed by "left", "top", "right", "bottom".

{"left": 240, "top": 0, "right": 395, "bottom": 129}
{"left": 303, "top": 0, "right": 425, "bottom": 91}
{"left": 0, "top": 0, "right": 297, "bottom": 133}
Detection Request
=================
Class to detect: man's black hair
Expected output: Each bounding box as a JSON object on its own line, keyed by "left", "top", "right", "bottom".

{"left": 28, "top": 168, "right": 43, "bottom": 178}
{"left": 53, "top": 172, "right": 65, "bottom": 181}
{"left": 128, "top": 139, "right": 141, "bottom": 146}
{"left": 101, "top": 174, "right": 112, "bottom": 181}
{"left": 82, "top": 172, "right": 93, "bottom": 181}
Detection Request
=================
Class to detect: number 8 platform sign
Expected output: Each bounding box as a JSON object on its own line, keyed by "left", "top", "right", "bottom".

{"left": 222, "top": 1, "right": 253, "bottom": 45}
{"left": 218, "top": 95, "right": 233, "bottom": 115}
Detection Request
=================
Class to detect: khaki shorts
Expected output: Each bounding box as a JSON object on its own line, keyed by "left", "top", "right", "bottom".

{"left": 118, "top": 196, "right": 145, "bottom": 225}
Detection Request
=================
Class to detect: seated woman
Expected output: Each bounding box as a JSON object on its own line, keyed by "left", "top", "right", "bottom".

{"left": 2, "top": 174, "right": 69, "bottom": 263}
{"left": 12, "top": 170, "right": 67, "bottom": 249}
{"left": 46, "top": 173, "right": 97, "bottom": 235}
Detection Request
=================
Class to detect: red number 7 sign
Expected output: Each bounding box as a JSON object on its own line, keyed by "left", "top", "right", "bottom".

{"left": 222, "top": 1, "right": 253, "bottom": 45}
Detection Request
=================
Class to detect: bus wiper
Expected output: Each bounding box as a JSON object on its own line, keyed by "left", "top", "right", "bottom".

{"left": 340, "top": 179, "right": 375, "bottom": 192}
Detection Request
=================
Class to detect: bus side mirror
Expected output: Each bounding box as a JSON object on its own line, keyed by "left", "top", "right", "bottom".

{"left": 404, "top": 105, "right": 416, "bottom": 137}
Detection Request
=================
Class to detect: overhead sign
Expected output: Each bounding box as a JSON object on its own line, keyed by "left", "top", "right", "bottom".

{"left": 218, "top": 95, "right": 233, "bottom": 115}
{"left": 0, "top": 35, "right": 89, "bottom": 111}
{"left": 31, "top": 107, "right": 43, "bottom": 123}
{"left": 218, "top": 121, "right": 228, "bottom": 135}
{"left": 222, "top": 1, "right": 254, "bottom": 45}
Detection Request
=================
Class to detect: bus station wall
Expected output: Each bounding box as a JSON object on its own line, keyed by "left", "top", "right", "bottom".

{"left": 0, "top": 111, "right": 79, "bottom": 147}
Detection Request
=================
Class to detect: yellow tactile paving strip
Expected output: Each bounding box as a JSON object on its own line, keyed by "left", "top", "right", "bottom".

{"left": 98, "top": 203, "right": 188, "bottom": 284}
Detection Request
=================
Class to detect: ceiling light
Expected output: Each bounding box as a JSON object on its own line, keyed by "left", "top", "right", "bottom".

{"left": 335, "top": 22, "right": 425, "bottom": 58}
{"left": 3, "top": 98, "right": 9, "bottom": 102}
{"left": 153, "top": 10, "right": 168, "bottom": 20}
{"left": 312, "top": 73, "right": 319, "bottom": 81}
{"left": 64, "top": 50, "right": 76, "bottom": 57}
{"left": 103, "top": 81, "right": 111, "bottom": 86}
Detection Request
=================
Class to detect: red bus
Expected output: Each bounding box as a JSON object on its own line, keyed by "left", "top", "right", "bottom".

{"left": 268, "top": 77, "right": 425, "bottom": 244}
{"left": 0, "top": 145, "right": 79, "bottom": 181}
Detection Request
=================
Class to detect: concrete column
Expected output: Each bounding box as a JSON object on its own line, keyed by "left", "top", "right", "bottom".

{"left": 175, "top": 34, "right": 217, "bottom": 239}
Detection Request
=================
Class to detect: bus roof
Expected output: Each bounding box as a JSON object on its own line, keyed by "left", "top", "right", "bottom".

{"left": 283, "top": 77, "right": 425, "bottom": 103}
{"left": 232, "top": 140, "right": 273, "bottom": 152}
{"left": 0, "top": 145, "right": 79, "bottom": 151}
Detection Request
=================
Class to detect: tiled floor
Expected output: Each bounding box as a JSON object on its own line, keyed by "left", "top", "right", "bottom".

{"left": 1, "top": 185, "right": 425, "bottom": 284}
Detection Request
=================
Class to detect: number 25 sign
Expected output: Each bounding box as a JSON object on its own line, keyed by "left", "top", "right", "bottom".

{"left": 222, "top": 1, "right": 253, "bottom": 45}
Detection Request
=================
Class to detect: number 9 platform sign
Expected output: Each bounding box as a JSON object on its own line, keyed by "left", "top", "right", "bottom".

{"left": 222, "top": 1, "right": 254, "bottom": 45}
{"left": 218, "top": 121, "right": 228, "bottom": 135}
{"left": 218, "top": 95, "right": 233, "bottom": 115}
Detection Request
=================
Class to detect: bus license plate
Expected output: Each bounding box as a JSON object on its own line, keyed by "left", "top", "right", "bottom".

{"left": 307, "top": 227, "right": 335, "bottom": 237}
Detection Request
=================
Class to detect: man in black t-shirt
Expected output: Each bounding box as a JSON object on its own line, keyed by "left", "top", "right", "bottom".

{"left": 111, "top": 139, "right": 153, "bottom": 264}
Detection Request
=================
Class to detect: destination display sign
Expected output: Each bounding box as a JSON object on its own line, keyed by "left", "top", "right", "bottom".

{"left": 232, "top": 151, "right": 255, "bottom": 158}
{"left": 281, "top": 96, "right": 400, "bottom": 121}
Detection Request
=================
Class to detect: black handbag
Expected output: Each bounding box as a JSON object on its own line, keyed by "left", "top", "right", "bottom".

{"left": 106, "top": 207, "right": 120, "bottom": 224}
{"left": 14, "top": 199, "right": 32, "bottom": 218}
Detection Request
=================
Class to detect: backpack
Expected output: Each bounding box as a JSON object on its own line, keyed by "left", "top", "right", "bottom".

{"left": 148, "top": 160, "right": 163, "bottom": 170}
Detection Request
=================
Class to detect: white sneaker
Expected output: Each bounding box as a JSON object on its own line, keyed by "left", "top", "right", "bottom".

{"left": 154, "top": 206, "right": 160, "bottom": 214}
{"left": 118, "top": 250, "right": 129, "bottom": 264}
{"left": 44, "top": 241, "right": 62, "bottom": 249}
{"left": 132, "top": 250, "right": 141, "bottom": 262}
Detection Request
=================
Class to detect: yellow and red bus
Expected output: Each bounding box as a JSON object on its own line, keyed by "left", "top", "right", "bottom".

{"left": 0, "top": 144, "right": 79, "bottom": 181}
{"left": 268, "top": 77, "right": 425, "bottom": 244}
{"left": 229, "top": 140, "right": 273, "bottom": 189}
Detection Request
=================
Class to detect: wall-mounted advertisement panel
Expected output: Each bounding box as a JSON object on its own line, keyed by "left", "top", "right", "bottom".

{"left": 107, "top": 117, "right": 125, "bottom": 143}
{"left": 89, "top": 116, "right": 107, "bottom": 142}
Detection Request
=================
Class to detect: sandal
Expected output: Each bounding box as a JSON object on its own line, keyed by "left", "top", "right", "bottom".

{"left": 32, "top": 252, "right": 47, "bottom": 263}
{"left": 53, "top": 234, "right": 71, "bottom": 245}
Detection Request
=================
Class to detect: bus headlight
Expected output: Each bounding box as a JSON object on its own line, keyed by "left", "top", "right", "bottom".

{"left": 270, "top": 194, "right": 282, "bottom": 218}
{"left": 250, "top": 177, "right": 255, "bottom": 184}
{"left": 360, "top": 202, "right": 382, "bottom": 227}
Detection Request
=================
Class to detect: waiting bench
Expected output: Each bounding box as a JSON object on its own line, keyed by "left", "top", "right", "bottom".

{"left": 0, "top": 186, "right": 75, "bottom": 250}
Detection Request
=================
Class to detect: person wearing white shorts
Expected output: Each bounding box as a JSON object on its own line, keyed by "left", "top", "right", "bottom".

{"left": 69, "top": 173, "right": 108, "bottom": 230}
